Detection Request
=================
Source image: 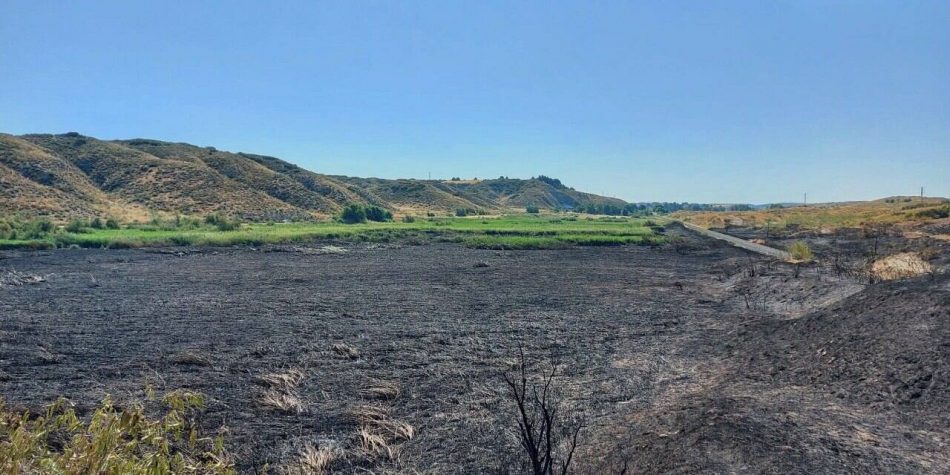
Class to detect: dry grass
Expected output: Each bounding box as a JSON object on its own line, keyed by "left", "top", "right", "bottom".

{"left": 331, "top": 342, "right": 360, "bottom": 359}
{"left": 360, "top": 380, "right": 400, "bottom": 400}
{"left": 171, "top": 350, "right": 212, "bottom": 366}
{"left": 348, "top": 404, "right": 415, "bottom": 461}
{"left": 675, "top": 197, "right": 950, "bottom": 232}
{"left": 257, "top": 369, "right": 306, "bottom": 414}
{"left": 259, "top": 389, "right": 304, "bottom": 414}
{"left": 280, "top": 443, "right": 341, "bottom": 475}
{"left": 871, "top": 252, "right": 933, "bottom": 281}
{"left": 257, "top": 369, "right": 305, "bottom": 391}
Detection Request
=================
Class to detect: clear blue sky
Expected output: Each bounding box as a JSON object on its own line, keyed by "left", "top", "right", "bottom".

{"left": 2, "top": 1, "right": 948, "bottom": 203}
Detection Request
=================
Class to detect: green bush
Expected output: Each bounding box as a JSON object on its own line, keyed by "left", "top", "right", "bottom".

{"left": 340, "top": 204, "right": 367, "bottom": 224}
{"left": 526, "top": 206, "right": 540, "bottom": 214}
{"left": 105, "top": 218, "right": 120, "bottom": 229}
{"left": 65, "top": 219, "right": 87, "bottom": 233}
{"left": 365, "top": 205, "right": 393, "bottom": 222}
{"left": 90, "top": 217, "right": 104, "bottom": 229}
{"left": 402, "top": 215, "right": 416, "bottom": 223}
{"left": 204, "top": 213, "right": 240, "bottom": 231}
{"left": 0, "top": 218, "right": 55, "bottom": 240}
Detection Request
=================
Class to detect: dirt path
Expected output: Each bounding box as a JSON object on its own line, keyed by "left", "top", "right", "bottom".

{"left": 679, "top": 221, "right": 792, "bottom": 259}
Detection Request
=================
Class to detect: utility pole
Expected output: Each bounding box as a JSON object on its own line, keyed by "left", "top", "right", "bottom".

{"left": 803, "top": 192, "right": 807, "bottom": 207}
{"left": 921, "top": 186, "right": 924, "bottom": 199}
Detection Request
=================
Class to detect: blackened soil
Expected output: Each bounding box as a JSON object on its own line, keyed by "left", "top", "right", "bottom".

{"left": 0, "top": 239, "right": 947, "bottom": 473}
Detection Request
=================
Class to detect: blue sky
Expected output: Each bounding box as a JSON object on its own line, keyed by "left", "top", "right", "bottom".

{"left": 2, "top": 1, "right": 948, "bottom": 203}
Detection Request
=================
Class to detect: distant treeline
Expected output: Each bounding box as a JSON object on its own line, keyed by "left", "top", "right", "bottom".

{"left": 574, "top": 202, "right": 753, "bottom": 216}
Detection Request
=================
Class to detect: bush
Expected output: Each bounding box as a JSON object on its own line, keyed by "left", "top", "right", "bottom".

{"left": 90, "top": 217, "right": 104, "bottom": 229}
{"left": 340, "top": 204, "right": 367, "bottom": 224}
{"left": 916, "top": 205, "right": 950, "bottom": 219}
{"left": 105, "top": 218, "right": 120, "bottom": 229}
{"left": 65, "top": 219, "right": 87, "bottom": 233}
{"left": 402, "top": 215, "right": 416, "bottom": 223}
{"left": 526, "top": 206, "right": 540, "bottom": 214}
{"left": 204, "top": 213, "right": 240, "bottom": 231}
{"left": 365, "top": 205, "right": 393, "bottom": 222}
{"left": 788, "top": 241, "right": 814, "bottom": 261}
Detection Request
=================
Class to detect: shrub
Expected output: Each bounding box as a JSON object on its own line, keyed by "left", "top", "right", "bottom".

{"left": 105, "top": 218, "right": 120, "bottom": 229}
{"left": 340, "top": 204, "right": 367, "bottom": 224}
{"left": 455, "top": 208, "right": 483, "bottom": 217}
{"left": 36, "top": 219, "right": 54, "bottom": 234}
{"left": 65, "top": 219, "right": 87, "bottom": 233}
{"left": 365, "top": 206, "right": 393, "bottom": 222}
{"left": 916, "top": 205, "right": 950, "bottom": 219}
{"left": 205, "top": 213, "right": 240, "bottom": 231}
{"left": 788, "top": 241, "right": 814, "bottom": 261}
{"left": 402, "top": 215, "right": 416, "bottom": 223}
{"left": 526, "top": 206, "right": 540, "bottom": 214}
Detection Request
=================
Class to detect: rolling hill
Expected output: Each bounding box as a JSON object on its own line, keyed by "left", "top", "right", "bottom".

{"left": 0, "top": 132, "right": 625, "bottom": 221}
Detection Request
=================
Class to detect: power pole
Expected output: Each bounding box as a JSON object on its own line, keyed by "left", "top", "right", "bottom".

{"left": 921, "top": 186, "right": 924, "bottom": 199}
{"left": 803, "top": 192, "right": 807, "bottom": 207}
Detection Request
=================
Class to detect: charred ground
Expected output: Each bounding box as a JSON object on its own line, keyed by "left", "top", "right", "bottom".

{"left": 0, "top": 229, "right": 947, "bottom": 473}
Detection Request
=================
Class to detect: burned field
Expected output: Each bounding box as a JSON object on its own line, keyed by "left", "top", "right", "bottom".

{"left": 1, "top": 231, "right": 948, "bottom": 473}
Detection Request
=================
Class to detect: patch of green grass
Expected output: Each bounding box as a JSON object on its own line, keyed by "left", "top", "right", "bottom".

{"left": 462, "top": 235, "right": 569, "bottom": 250}
{"left": 0, "top": 215, "right": 663, "bottom": 250}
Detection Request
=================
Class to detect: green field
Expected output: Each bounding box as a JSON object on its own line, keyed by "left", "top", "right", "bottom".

{"left": 0, "top": 215, "right": 663, "bottom": 250}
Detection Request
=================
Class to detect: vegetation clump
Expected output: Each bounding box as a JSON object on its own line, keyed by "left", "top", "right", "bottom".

{"left": 788, "top": 240, "right": 814, "bottom": 261}
{"left": 205, "top": 213, "right": 241, "bottom": 231}
{"left": 339, "top": 204, "right": 393, "bottom": 224}
{"left": 0, "top": 390, "right": 234, "bottom": 474}
{"left": 0, "top": 217, "right": 55, "bottom": 241}
{"left": 915, "top": 205, "right": 950, "bottom": 219}
{"left": 526, "top": 206, "right": 540, "bottom": 214}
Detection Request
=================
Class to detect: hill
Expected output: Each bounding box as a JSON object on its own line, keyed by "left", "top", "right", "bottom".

{"left": 0, "top": 132, "right": 625, "bottom": 221}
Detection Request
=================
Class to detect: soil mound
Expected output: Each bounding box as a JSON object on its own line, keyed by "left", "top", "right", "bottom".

{"left": 739, "top": 274, "right": 949, "bottom": 414}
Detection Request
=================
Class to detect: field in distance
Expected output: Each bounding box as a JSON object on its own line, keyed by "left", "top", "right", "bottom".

{"left": 674, "top": 196, "right": 950, "bottom": 232}
{"left": 0, "top": 214, "right": 663, "bottom": 251}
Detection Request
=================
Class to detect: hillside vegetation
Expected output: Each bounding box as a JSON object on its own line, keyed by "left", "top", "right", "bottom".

{"left": 0, "top": 132, "right": 623, "bottom": 221}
